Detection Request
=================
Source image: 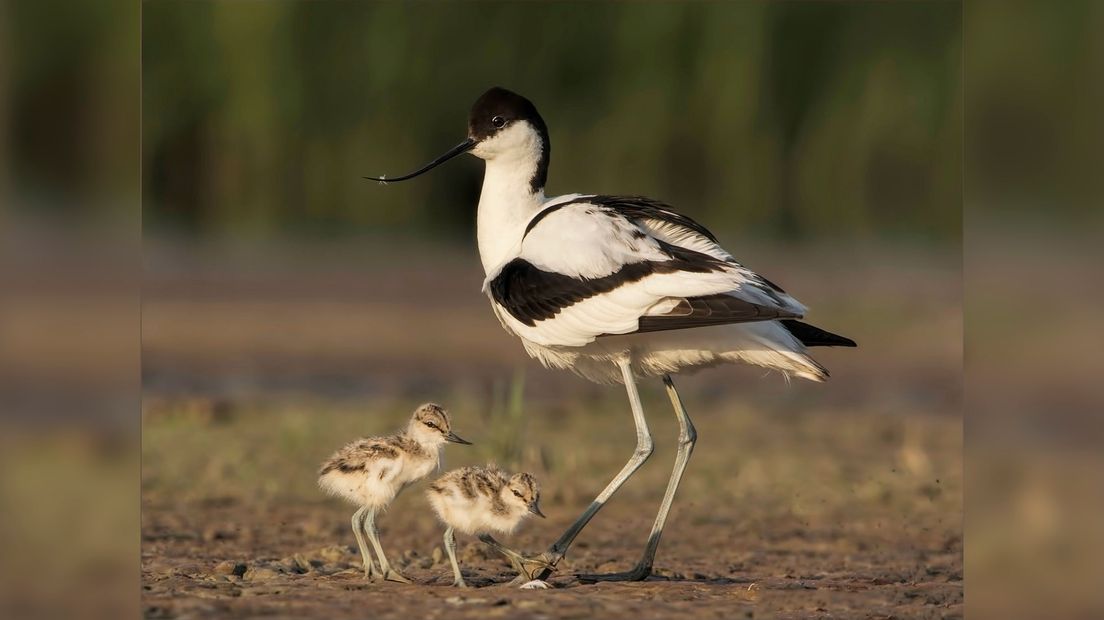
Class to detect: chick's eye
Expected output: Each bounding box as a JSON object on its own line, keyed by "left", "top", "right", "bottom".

{"left": 512, "top": 490, "right": 523, "bottom": 498}
{"left": 491, "top": 116, "right": 506, "bottom": 128}
{"left": 423, "top": 421, "right": 438, "bottom": 430}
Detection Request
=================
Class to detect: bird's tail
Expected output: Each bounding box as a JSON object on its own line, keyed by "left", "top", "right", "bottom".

{"left": 622, "top": 320, "right": 837, "bottom": 383}
{"left": 780, "top": 320, "right": 857, "bottom": 348}
{"left": 717, "top": 321, "right": 840, "bottom": 383}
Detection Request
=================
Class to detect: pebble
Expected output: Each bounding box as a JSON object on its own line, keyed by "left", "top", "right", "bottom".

{"left": 281, "top": 554, "right": 312, "bottom": 574}
{"left": 202, "top": 525, "right": 239, "bottom": 542}
{"left": 317, "top": 545, "right": 351, "bottom": 563}
{"left": 445, "top": 596, "right": 486, "bottom": 606}
{"left": 242, "top": 565, "right": 285, "bottom": 581}
{"left": 213, "top": 560, "right": 247, "bottom": 577}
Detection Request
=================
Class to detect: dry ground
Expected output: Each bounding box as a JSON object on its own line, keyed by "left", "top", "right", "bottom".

{"left": 141, "top": 242, "right": 961, "bottom": 619}
{"left": 142, "top": 397, "right": 961, "bottom": 619}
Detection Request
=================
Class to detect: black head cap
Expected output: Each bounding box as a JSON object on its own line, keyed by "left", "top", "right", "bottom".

{"left": 468, "top": 87, "right": 550, "bottom": 192}
{"left": 468, "top": 87, "right": 548, "bottom": 142}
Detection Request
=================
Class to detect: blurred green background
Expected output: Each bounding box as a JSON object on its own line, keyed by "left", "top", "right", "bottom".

{"left": 138, "top": 1, "right": 962, "bottom": 243}
{"left": 4, "top": 1, "right": 1104, "bottom": 618}
{"left": 6, "top": 1, "right": 1102, "bottom": 245}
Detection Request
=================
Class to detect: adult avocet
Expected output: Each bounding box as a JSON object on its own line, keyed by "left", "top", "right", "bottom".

{"left": 366, "top": 87, "right": 856, "bottom": 582}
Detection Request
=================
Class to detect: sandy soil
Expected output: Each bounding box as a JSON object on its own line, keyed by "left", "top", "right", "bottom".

{"left": 141, "top": 244, "right": 961, "bottom": 619}
{"left": 142, "top": 395, "right": 962, "bottom": 619}
{"left": 142, "top": 504, "right": 961, "bottom": 620}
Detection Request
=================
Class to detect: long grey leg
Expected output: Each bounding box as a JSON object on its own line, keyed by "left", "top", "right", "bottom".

{"left": 363, "top": 509, "right": 412, "bottom": 584}
{"left": 579, "top": 373, "right": 698, "bottom": 582}
{"left": 535, "top": 358, "right": 654, "bottom": 579}
{"left": 478, "top": 534, "right": 552, "bottom": 583}
{"left": 444, "top": 526, "right": 466, "bottom": 588}
{"left": 351, "top": 506, "right": 377, "bottom": 579}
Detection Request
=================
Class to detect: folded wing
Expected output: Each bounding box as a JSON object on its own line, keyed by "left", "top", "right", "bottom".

{"left": 484, "top": 196, "right": 808, "bottom": 347}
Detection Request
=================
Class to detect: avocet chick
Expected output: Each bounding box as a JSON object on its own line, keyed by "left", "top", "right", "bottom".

{"left": 319, "top": 403, "right": 471, "bottom": 582}
{"left": 427, "top": 465, "right": 549, "bottom": 588}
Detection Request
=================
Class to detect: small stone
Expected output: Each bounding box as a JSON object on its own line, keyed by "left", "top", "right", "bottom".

{"left": 444, "top": 596, "right": 487, "bottom": 606}
{"left": 168, "top": 564, "right": 203, "bottom": 578}
{"left": 432, "top": 546, "right": 443, "bottom": 565}
{"left": 202, "top": 526, "right": 237, "bottom": 542}
{"left": 318, "top": 545, "right": 351, "bottom": 563}
{"left": 281, "top": 554, "right": 312, "bottom": 574}
{"left": 416, "top": 556, "right": 435, "bottom": 569}
{"left": 213, "top": 561, "right": 247, "bottom": 577}
{"left": 242, "top": 566, "right": 285, "bottom": 581}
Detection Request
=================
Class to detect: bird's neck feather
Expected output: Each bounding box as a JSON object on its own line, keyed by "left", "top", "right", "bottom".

{"left": 476, "top": 152, "right": 546, "bottom": 274}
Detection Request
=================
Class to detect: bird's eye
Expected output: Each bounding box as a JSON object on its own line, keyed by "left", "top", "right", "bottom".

{"left": 423, "top": 421, "right": 438, "bottom": 430}
{"left": 512, "top": 490, "right": 523, "bottom": 498}
{"left": 492, "top": 116, "right": 506, "bottom": 129}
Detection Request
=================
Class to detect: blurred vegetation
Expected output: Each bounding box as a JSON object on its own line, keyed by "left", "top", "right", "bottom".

{"left": 133, "top": 1, "right": 963, "bottom": 243}
{"left": 141, "top": 394, "right": 962, "bottom": 523}
{"left": 1, "top": 0, "right": 139, "bottom": 221}
{"left": 7, "top": 3, "right": 1104, "bottom": 243}
{"left": 481, "top": 370, "right": 530, "bottom": 471}
{"left": 966, "top": 0, "right": 1104, "bottom": 222}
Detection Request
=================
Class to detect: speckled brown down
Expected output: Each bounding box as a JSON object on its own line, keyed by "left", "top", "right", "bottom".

{"left": 318, "top": 403, "right": 471, "bottom": 583}
{"left": 427, "top": 465, "right": 549, "bottom": 588}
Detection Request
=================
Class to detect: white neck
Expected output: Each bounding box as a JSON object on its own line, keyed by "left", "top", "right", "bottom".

{"left": 476, "top": 156, "right": 545, "bottom": 274}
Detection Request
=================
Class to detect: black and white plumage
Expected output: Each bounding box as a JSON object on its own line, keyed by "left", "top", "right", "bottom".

{"left": 366, "top": 87, "right": 855, "bottom": 582}
{"left": 479, "top": 191, "right": 852, "bottom": 384}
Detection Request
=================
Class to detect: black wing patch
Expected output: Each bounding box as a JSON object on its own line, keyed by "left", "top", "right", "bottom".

{"left": 489, "top": 245, "right": 727, "bottom": 327}
{"left": 508, "top": 195, "right": 806, "bottom": 334}
{"left": 590, "top": 195, "right": 720, "bottom": 243}
{"left": 780, "top": 320, "right": 857, "bottom": 347}
{"left": 490, "top": 260, "right": 653, "bottom": 327}
{"left": 523, "top": 195, "right": 719, "bottom": 242}
{"left": 634, "top": 294, "right": 802, "bottom": 334}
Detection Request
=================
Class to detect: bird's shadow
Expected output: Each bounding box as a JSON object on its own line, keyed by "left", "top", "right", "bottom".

{"left": 418, "top": 565, "right": 751, "bottom": 589}
{"left": 568, "top": 573, "right": 746, "bottom": 587}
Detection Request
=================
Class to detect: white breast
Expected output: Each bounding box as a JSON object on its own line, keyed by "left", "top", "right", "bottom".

{"left": 427, "top": 488, "right": 524, "bottom": 536}
{"left": 319, "top": 449, "right": 439, "bottom": 509}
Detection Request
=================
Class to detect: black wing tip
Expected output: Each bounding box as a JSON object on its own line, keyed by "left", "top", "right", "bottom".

{"left": 781, "top": 320, "right": 857, "bottom": 348}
